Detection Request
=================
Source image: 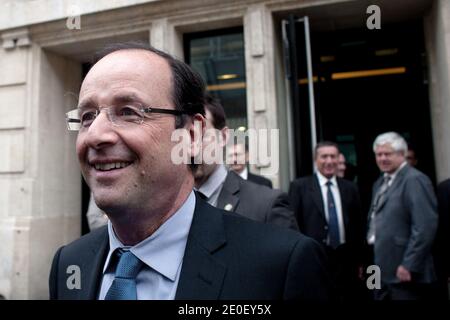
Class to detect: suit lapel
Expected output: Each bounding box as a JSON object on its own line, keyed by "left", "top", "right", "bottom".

{"left": 175, "top": 195, "right": 227, "bottom": 299}
{"left": 217, "top": 172, "right": 240, "bottom": 212}
{"left": 311, "top": 175, "right": 326, "bottom": 220}
{"left": 376, "top": 164, "right": 408, "bottom": 213}
{"left": 77, "top": 228, "right": 109, "bottom": 299}
{"left": 378, "top": 165, "right": 408, "bottom": 212}
{"left": 336, "top": 178, "right": 349, "bottom": 230}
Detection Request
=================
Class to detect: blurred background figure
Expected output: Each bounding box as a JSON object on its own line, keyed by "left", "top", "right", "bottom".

{"left": 195, "top": 94, "right": 297, "bottom": 230}
{"left": 433, "top": 178, "right": 450, "bottom": 300}
{"left": 227, "top": 143, "right": 273, "bottom": 188}
{"left": 406, "top": 147, "right": 418, "bottom": 167}
{"left": 336, "top": 153, "right": 347, "bottom": 178}
{"left": 289, "top": 141, "right": 363, "bottom": 300}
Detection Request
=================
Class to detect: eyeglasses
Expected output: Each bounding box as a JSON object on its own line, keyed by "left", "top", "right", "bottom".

{"left": 65, "top": 103, "right": 188, "bottom": 131}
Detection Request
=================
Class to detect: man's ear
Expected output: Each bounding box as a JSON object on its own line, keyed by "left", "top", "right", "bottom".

{"left": 220, "top": 126, "right": 229, "bottom": 148}
{"left": 188, "top": 113, "right": 205, "bottom": 161}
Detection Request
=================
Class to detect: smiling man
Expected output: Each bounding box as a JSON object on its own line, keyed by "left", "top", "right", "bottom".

{"left": 49, "top": 42, "right": 330, "bottom": 300}
{"left": 288, "top": 141, "right": 363, "bottom": 300}
{"left": 367, "top": 132, "right": 438, "bottom": 300}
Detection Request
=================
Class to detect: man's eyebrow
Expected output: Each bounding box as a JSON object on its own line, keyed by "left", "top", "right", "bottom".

{"left": 112, "top": 94, "right": 142, "bottom": 104}
{"left": 77, "top": 94, "right": 144, "bottom": 109}
{"left": 77, "top": 98, "right": 95, "bottom": 110}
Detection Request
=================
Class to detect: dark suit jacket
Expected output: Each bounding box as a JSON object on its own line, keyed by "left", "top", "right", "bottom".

{"left": 217, "top": 171, "right": 298, "bottom": 230}
{"left": 288, "top": 174, "right": 363, "bottom": 255}
{"left": 49, "top": 195, "right": 330, "bottom": 300}
{"left": 434, "top": 178, "right": 450, "bottom": 278}
{"left": 370, "top": 164, "right": 438, "bottom": 284}
{"left": 248, "top": 172, "right": 273, "bottom": 188}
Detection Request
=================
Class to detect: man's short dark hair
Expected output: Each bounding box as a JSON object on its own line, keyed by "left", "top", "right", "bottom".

{"left": 204, "top": 93, "right": 226, "bottom": 130}
{"left": 93, "top": 41, "right": 205, "bottom": 128}
{"left": 314, "top": 141, "right": 340, "bottom": 158}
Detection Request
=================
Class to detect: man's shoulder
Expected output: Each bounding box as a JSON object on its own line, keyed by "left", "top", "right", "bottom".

{"left": 58, "top": 226, "right": 108, "bottom": 256}
{"left": 403, "top": 165, "right": 432, "bottom": 185}
{"left": 247, "top": 172, "right": 273, "bottom": 187}
{"left": 336, "top": 177, "right": 358, "bottom": 191}
{"left": 438, "top": 178, "right": 450, "bottom": 190}
{"left": 220, "top": 209, "right": 308, "bottom": 247}
{"left": 290, "top": 175, "right": 316, "bottom": 189}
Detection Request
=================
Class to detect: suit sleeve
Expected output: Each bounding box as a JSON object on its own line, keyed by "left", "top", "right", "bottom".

{"left": 49, "top": 246, "right": 64, "bottom": 300}
{"left": 402, "top": 174, "right": 438, "bottom": 273}
{"left": 288, "top": 181, "right": 302, "bottom": 231}
{"left": 436, "top": 181, "right": 450, "bottom": 276}
{"left": 282, "top": 236, "right": 332, "bottom": 300}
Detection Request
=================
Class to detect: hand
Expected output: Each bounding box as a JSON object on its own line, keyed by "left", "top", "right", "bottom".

{"left": 396, "top": 265, "right": 411, "bottom": 282}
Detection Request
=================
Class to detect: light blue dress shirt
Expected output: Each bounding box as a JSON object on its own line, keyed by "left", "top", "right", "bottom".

{"left": 98, "top": 190, "right": 196, "bottom": 300}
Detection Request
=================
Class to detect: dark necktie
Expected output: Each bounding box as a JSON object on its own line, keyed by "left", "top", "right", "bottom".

{"left": 326, "top": 180, "right": 340, "bottom": 249}
{"left": 367, "top": 175, "right": 391, "bottom": 243}
{"left": 105, "top": 249, "right": 143, "bottom": 300}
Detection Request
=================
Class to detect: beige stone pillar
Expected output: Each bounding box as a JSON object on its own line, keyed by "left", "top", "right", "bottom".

{"left": 150, "top": 18, "right": 184, "bottom": 60}
{"left": 0, "top": 28, "right": 82, "bottom": 299}
{"left": 425, "top": 0, "right": 450, "bottom": 182}
{"left": 244, "top": 4, "right": 280, "bottom": 187}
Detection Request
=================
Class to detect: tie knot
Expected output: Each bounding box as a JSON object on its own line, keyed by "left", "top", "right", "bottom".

{"left": 383, "top": 175, "right": 391, "bottom": 183}
{"left": 114, "top": 249, "right": 143, "bottom": 279}
{"left": 326, "top": 180, "right": 333, "bottom": 187}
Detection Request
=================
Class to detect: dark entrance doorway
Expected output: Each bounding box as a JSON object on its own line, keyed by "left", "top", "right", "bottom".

{"left": 286, "top": 19, "right": 435, "bottom": 212}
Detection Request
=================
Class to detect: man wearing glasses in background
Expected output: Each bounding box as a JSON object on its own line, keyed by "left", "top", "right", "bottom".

{"left": 49, "top": 42, "right": 330, "bottom": 300}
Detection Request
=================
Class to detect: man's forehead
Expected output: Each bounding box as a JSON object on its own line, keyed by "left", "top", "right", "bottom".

{"left": 79, "top": 49, "right": 172, "bottom": 102}
{"left": 317, "top": 146, "right": 338, "bottom": 155}
{"left": 84, "top": 49, "right": 171, "bottom": 84}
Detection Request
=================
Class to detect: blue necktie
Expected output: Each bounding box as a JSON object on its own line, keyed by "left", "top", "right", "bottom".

{"left": 326, "top": 180, "right": 340, "bottom": 249}
{"left": 105, "top": 249, "right": 143, "bottom": 300}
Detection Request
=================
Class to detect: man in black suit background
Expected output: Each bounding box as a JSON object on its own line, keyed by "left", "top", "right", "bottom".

{"left": 227, "top": 143, "right": 273, "bottom": 188}
{"left": 50, "top": 42, "right": 328, "bottom": 300}
{"left": 433, "top": 178, "right": 450, "bottom": 299}
{"left": 194, "top": 94, "right": 298, "bottom": 230}
{"left": 289, "top": 141, "right": 363, "bottom": 300}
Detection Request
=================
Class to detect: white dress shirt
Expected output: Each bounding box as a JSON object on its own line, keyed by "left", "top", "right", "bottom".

{"left": 196, "top": 164, "right": 228, "bottom": 206}
{"left": 316, "top": 172, "right": 346, "bottom": 245}
{"left": 238, "top": 167, "right": 248, "bottom": 180}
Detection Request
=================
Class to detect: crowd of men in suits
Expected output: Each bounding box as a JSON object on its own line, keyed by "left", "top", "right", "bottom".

{"left": 52, "top": 41, "right": 448, "bottom": 300}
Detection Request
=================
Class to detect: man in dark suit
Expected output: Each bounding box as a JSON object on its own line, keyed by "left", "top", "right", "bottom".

{"left": 227, "top": 143, "right": 273, "bottom": 188}
{"left": 367, "top": 132, "right": 438, "bottom": 300}
{"left": 194, "top": 95, "right": 298, "bottom": 230}
{"left": 51, "top": 42, "right": 329, "bottom": 300}
{"left": 433, "top": 178, "right": 450, "bottom": 299}
{"left": 288, "top": 141, "right": 363, "bottom": 300}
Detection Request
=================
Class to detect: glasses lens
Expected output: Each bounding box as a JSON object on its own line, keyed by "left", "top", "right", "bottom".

{"left": 112, "top": 105, "right": 144, "bottom": 125}
{"left": 66, "top": 109, "right": 81, "bottom": 131}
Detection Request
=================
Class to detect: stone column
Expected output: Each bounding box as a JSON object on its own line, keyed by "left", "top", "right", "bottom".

{"left": 244, "top": 4, "right": 280, "bottom": 187}
{"left": 425, "top": 0, "right": 450, "bottom": 182}
{"left": 0, "top": 28, "right": 82, "bottom": 299}
{"left": 150, "top": 18, "right": 184, "bottom": 60}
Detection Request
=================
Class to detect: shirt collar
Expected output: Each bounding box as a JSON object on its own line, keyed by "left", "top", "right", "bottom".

{"left": 196, "top": 164, "right": 228, "bottom": 199}
{"left": 384, "top": 161, "right": 407, "bottom": 181}
{"left": 238, "top": 167, "right": 248, "bottom": 180}
{"left": 316, "top": 171, "right": 337, "bottom": 187}
{"left": 103, "top": 190, "right": 196, "bottom": 282}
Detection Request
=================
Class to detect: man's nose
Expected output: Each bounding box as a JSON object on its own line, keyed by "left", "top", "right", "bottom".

{"left": 83, "top": 111, "right": 118, "bottom": 149}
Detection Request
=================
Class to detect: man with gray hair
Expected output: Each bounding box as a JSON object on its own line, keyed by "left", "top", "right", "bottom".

{"left": 367, "top": 131, "right": 438, "bottom": 300}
